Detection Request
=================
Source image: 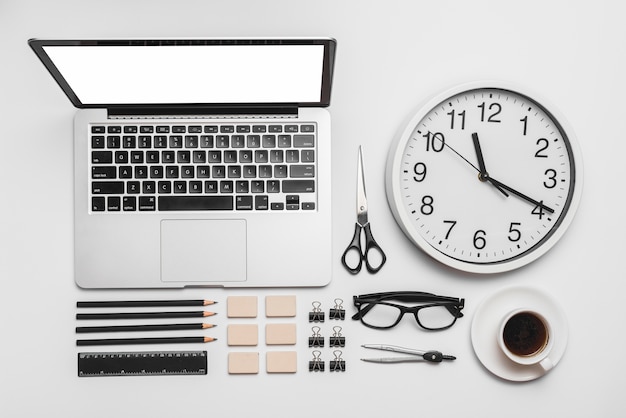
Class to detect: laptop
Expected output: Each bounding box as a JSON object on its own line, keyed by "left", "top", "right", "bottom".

{"left": 29, "top": 38, "right": 336, "bottom": 288}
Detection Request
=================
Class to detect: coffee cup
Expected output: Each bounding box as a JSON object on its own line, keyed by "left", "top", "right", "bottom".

{"left": 497, "top": 308, "right": 554, "bottom": 371}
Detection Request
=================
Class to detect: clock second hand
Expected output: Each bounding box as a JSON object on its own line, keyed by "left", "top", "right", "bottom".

{"left": 431, "top": 133, "right": 555, "bottom": 214}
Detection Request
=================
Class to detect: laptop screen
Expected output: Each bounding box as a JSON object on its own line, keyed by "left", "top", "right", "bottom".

{"left": 29, "top": 39, "right": 336, "bottom": 109}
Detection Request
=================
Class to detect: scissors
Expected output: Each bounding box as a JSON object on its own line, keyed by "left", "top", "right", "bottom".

{"left": 360, "top": 344, "right": 456, "bottom": 363}
{"left": 341, "top": 146, "right": 386, "bottom": 274}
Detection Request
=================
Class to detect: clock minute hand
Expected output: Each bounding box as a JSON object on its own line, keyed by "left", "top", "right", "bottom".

{"left": 487, "top": 176, "right": 555, "bottom": 214}
{"left": 471, "top": 132, "right": 508, "bottom": 197}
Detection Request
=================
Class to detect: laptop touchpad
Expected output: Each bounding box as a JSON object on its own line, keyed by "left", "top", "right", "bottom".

{"left": 161, "top": 219, "right": 247, "bottom": 283}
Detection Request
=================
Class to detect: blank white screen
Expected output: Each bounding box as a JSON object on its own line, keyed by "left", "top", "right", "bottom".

{"left": 42, "top": 44, "right": 325, "bottom": 105}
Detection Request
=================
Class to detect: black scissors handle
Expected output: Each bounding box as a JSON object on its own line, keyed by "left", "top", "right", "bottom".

{"left": 341, "top": 223, "right": 387, "bottom": 274}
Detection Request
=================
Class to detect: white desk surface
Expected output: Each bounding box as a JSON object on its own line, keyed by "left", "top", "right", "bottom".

{"left": 2, "top": 1, "right": 625, "bottom": 416}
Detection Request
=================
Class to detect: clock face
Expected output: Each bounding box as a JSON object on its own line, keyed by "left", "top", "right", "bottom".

{"left": 386, "top": 82, "right": 583, "bottom": 273}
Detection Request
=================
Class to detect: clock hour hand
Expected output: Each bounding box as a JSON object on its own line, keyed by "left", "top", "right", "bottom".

{"left": 487, "top": 176, "right": 555, "bottom": 214}
{"left": 471, "top": 133, "right": 508, "bottom": 197}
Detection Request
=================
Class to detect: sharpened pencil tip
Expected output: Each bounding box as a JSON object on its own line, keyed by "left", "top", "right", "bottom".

{"left": 203, "top": 337, "right": 217, "bottom": 343}
{"left": 203, "top": 300, "right": 217, "bottom": 305}
{"left": 202, "top": 311, "right": 216, "bottom": 317}
{"left": 201, "top": 323, "right": 216, "bottom": 329}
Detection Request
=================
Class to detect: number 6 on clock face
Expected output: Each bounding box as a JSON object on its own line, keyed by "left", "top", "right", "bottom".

{"left": 385, "top": 82, "right": 583, "bottom": 274}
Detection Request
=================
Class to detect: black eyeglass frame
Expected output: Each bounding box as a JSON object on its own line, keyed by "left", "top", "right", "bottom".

{"left": 351, "top": 291, "right": 465, "bottom": 331}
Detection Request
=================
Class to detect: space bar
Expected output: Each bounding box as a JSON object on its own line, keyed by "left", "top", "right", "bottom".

{"left": 159, "top": 196, "right": 234, "bottom": 211}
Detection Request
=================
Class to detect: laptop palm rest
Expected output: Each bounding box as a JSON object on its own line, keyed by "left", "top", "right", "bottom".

{"left": 160, "top": 219, "right": 247, "bottom": 283}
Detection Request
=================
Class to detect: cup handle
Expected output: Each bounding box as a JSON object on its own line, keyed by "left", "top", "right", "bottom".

{"left": 539, "top": 357, "right": 554, "bottom": 372}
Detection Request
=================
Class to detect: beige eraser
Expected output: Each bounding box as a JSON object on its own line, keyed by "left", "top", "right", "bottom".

{"left": 227, "top": 324, "right": 258, "bottom": 346}
{"left": 228, "top": 352, "right": 259, "bottom": 374}
{"left": 266, "top": 351, "right": 297, "bottom": 373}
{"left": 265, "top": 295, "right": 297, "bottom": 317}
{"left": 227, "top": 296, "right": 258, "bottom": 318}
{"left": 266, "top": 323, "right": 297, "bottom": 345}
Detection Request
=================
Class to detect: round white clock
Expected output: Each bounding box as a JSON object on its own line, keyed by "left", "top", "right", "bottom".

{"left": 386, "top": 81, "right": 583, "bottom": 274}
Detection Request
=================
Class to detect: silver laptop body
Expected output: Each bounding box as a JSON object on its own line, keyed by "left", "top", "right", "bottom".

{"left": 29, "top": 38, "right": 336, "bottom": 288}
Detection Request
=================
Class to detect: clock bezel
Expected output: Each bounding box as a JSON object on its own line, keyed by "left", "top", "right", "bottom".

{"left": 385, "top": 81, "right": 584, "bottom": 274}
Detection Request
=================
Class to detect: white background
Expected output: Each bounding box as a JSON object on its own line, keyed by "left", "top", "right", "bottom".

{"left": 1, "top": 0, "right": 625, "bottom": 417}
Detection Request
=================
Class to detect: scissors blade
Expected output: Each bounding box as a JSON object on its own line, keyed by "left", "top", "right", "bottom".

{"left": 356, "top": 146, "right": 368, "bottom": 226}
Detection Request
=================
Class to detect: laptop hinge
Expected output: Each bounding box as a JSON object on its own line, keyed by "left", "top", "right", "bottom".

{"left": 107, "top": 105, "right": 299, "bottom": 119}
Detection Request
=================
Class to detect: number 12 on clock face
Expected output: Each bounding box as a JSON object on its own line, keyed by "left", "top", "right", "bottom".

{"left": 386, "top": 82, "right": 583, "bottom": 274}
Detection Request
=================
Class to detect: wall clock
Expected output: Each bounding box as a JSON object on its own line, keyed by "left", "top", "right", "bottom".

{"left": 385, "top": 81, "right": 583, "bottom": 274}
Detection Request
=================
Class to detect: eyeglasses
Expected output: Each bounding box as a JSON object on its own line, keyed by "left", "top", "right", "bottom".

{"left": 352, "top": 291, "right": 464, "bottom": 331}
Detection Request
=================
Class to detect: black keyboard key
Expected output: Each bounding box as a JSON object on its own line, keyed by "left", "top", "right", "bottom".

{"left": 156, "top": 126, "right": 170, "bottom": 133}
{"left": 162, "top": 151, "right": 175, "bottom": 163}
{"left": 92, "top": 181, "right": 124, "bottom": 194}
{"left": 115, "top": 151, "right": 129, "bottom": 164}
{"left": 269, "top": 125, "right": 283, "bottom": 133}
{"left": 158, "top": 181, "right": 172, "bottom": 193}
{"left": 290, "top": 164, "right": 315, "bottom": 178}
{"left": 92, "top": 196, "right": 106, "bottom": 211}
{"left": 92, "top": 136, "right": 105, "bottom": 148}
{"left": 200, "top": 135, "right": 214, "bottom": 148}
{"left": 107, "top": 136, "right": 121, "bottom": 148}
{"left": 285, "top": 125, "right": 299, "bottom": 133}
{"left": 123, "top": 196, "right": 136, "bottom": 211}
{"left": 204, "top": 125, "right": 218, "bottom": 133}
{"left": 127, "top": 181, "right": 140, "bottom": 194}
{"left": 220, "top": 125, "right": 234, "bottom": 133}
{"left": 92, "top": 151, "right": 112, "bottom": 164}
{"left": 169, "top": 135, "right": 183, "bottom": 148}
{"left": 189, "top": 126, "right": 202, "bottom": 133}
{"left": 107, "top": 196, "right": 121, "bottom": 211}
{"left": 301, "top": 150, "right": 315, "bottom": 162}
{"left": 255, "top": 195, "right": 268, "bottom": 210}
{"left": 253, "top": 125, "right": 266, "bottom": 133}
{"left": 236, "top": 125, "right": 251, "bottom": 133}
{"left": 236, "top": 195, "right": 253, "bottom": 210}
{"left": 123, "top": 136, "right": 136, "bottom": 148}
{"left": 140, "top": 126, "right": 154, "bottom": 133}
{"left": 172, "top": 126, "right": 186, "bottom": 133}
{"left": 301, "top": 125, "right": 315, "bottom": 133}
{"left": 159, "top": 196, "right": 233, "bottom": 211}
{"left": 107, "top": 126, "right": 122, "bottom": 133}
{"left": 278, "top": 135, "right": 291, "bottom": 148}
{"left": 138, "top": 136, "right": 151, "bottom": 148}
{"left": 302, "top": 202, "right": 316, "bottom": 210}
{"left": 139, "top": 196, "right": 156, "bottom": 211}
{"left": 174, "top": 181, "right": 187, "bottom": 193}
{"left": 124, "top": 126, "right": 138, "bottom": 133}
{"left": 91, "top": 126, "right": 105, "bottom": 134}
{"left": 283, "top": 180, "right": 315, "bottom": 193}
{"left": 92, "top": 166, "right": 116, "bottom": 179}
{"left": 294, "top": 134, "right": 315, "bottom": 147}
{"left": 177, "top": 151, "right": 191, "bottom": 163}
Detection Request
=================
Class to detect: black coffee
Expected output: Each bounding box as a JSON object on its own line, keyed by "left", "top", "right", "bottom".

{"left": 503, "top": 312, "right": 548, "bottom": 357}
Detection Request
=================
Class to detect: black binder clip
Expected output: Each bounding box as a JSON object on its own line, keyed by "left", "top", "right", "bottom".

{"left": 309, "top": 350, "right": 325, "bottom": 372}
{"left": 308, "top": 326, "right": 324, "bottom": 348}
{"left": 329, "top": 298, "right": 345, "bottom": 320}
{"left": 309, "top": 301, "right": 325, "bottom": 322}
{"left": 330, "top": 350, "right": 346, "bottom": 372}
{"left": 329, "top": 326, "right": 346, "bottom": 347}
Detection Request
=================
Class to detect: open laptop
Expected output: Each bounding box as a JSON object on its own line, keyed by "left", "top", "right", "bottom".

{"left": 29, "top": 38, "right": 336, "bottom": 288}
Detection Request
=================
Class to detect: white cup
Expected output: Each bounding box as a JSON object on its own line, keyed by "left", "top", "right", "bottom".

{"left": 497, "top": 308, "right": 554, "bottom": 371}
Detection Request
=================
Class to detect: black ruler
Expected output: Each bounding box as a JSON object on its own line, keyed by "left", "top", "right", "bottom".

{"left": 78, "top": 351, "right": 207, "bottom": 377}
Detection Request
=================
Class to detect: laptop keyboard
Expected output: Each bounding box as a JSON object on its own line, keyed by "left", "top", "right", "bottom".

{"left": 89, "top": 122, "right": 317, "bottom": 212}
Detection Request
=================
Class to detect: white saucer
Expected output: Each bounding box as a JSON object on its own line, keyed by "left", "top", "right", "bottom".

{"left": 470, "top": 286, "right": 568, "bottom": 382}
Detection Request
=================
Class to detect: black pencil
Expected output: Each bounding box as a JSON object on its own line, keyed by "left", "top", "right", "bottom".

{"left": 75, "top": 323, "right": 216, "bottom": 333}
{"left": 76, "top": 311, "right": 216, "bottom": 320}
{"left": 76, "top": 336, "right": 217, "bottom": 346}
{"left": 76, "top": 299, "right": 217, "bottom": 308}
